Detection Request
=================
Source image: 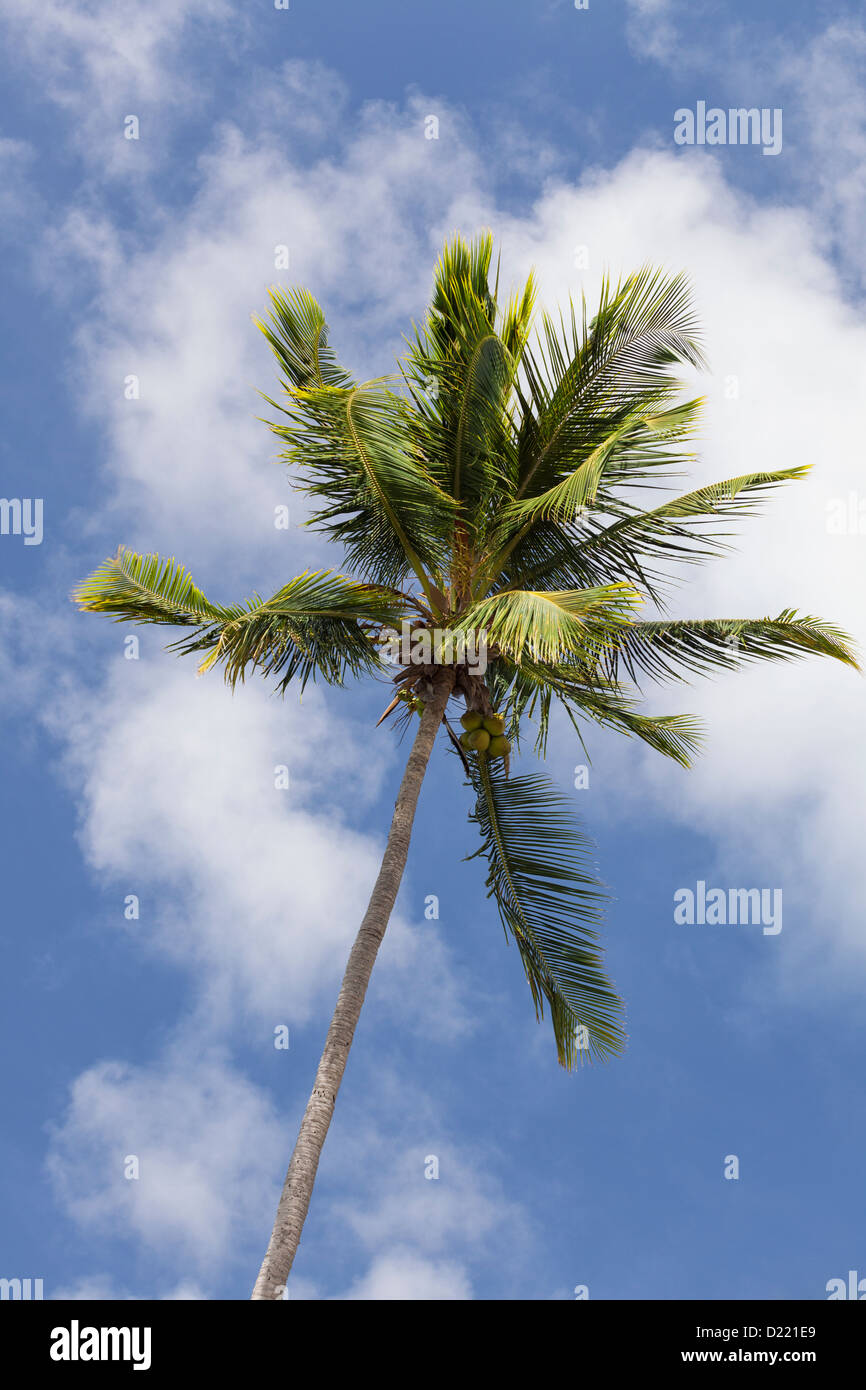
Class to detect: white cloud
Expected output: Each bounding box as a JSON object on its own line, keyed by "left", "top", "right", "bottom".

{"left": 775, "top": 22, "right": 866, "bottom": 283}
{"left": 40, "top": 650, "right": 471, "bottom": 1041}
{"left": 45, "top": 1043, "right": 521, "bottom": 1292}
{"left": 240, "top": 59, "right": 350, "bottom": 142}
{"left": 0, "top": 0, "right": 239, "bottom": 172}
{"left": 624, "top": 0, "right": 682, "bottom": 65}
{"left": 0, "top": 135, "right": 36, "bottom": 232}
{"left": 315, "top": 1131, "right": 530, "bottom": 1299}
{"left": 43, "top": 83, "right": 485, "bottom": 575}
{"left": 342, "top": 1249, "right": 472, "bottom": 1300}
{"left": 161, "top": 1280, "right": 208, "bottom": 1300}
{"left": 58, "top": 658, "right": 386, "bottom": 1026}
{"left": 624, "top": 6, "right": 866, "bottom": 284}
{"left": 335, "top": 1145, "right": 523, "bottom": 1254}
{"left": 46, "top": 1051, "right": 284, "bottom": 1272}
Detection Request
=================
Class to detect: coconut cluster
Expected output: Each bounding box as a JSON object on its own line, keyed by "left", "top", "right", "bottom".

{"left": 459, "top": 710, "right": 511, "bottom": 759}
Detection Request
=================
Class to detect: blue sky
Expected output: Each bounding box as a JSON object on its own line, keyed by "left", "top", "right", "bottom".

{"left": 1, "top": 0, "right": 865, "bottom": 1300}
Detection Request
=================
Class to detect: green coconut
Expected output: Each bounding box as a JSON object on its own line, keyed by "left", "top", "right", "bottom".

{"left": 459, "top": 730, "right": 475, "bottom": 750}
{"left": 487, "top": 735, "right": 511, "bottom": 759}
{"left": 482, "top": 713, "right": 505, "bottom": 736}
{"left": 466, "top": 727, "right": 491, "bottom": 752}
{"left": 460, "top": 710, "right": 483, "bottom": 732}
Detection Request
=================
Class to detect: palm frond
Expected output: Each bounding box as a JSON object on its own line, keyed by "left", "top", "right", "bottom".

{"left": 604, "top": 612, "right": 859, "bottom": 685}
{"left": 457, "top": 584, "right": 640, "bottom": 664}
{"left": 491, "top": 465, "right": 810, "bottom": 606}
{"left": 267, "top": 380, "right": 456, "bottom": 600}
{"left": 486, "top": 655, "right": 703, "bottom": 766}
{"left": 500, "top": 408, "right": 655, "bottom": 530}
{"left": 404, "top": 230, "right": 529, "bottom": 511}
{"left": 468, "top": 759, "right": 626, "bottom": 1066}
{"left": 75, "top": 551, "right": 408, "bottom": 691}
{"left": 514, "top": 268, "right": 705, "bottom": 503}
{"left": 172, "top": 569, "right": 409, "bottom": 690}
{"left": 72, "top": 547, "right": 228, "bottom": 626}
{"left": 255, "top": 286, "right": 354, "bottom": 391}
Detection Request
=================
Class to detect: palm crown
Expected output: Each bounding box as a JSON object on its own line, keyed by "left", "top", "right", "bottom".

{"left": 74, "top": 232, "right": 856, "bottom": 1072}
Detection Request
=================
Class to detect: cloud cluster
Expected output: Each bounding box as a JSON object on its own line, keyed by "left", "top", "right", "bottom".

{"left": 625, "top": 1, "right": 866, "bottom": 286}
{"left": 48, "top": 1055, "right": 524, "bottom": 1298}
{"left": 43, "top": 82, "right": 484, "bottom": 579}
{"left": 46, "top": 1050, "right": 284, "bottom": 1273}
{"left": 51, "top": 653, "right": 470, "bottom": 1038}
{"left": 0, "top": 0, "right": 239, "bottom": 172}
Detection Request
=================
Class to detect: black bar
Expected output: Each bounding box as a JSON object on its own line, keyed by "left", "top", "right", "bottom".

{"left": 3, "top": 1299, "right": 861, "bottom": 1375}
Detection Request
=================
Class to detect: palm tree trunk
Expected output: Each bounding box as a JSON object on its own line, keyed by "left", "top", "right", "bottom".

{"left": 251, "top": 667, "right": 455, "bottom": 1299}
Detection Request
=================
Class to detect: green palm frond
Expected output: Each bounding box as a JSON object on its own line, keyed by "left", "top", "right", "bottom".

{"left": 457, "top": 584, "right": 640, "bottom": 664}
{"left": 412, "top": 329, "right": 516, "bottom": 505}
{"left": 487, "top": 654, "right": 704, "bottom": 766}
{"left": 74, "top": 550, "right": 409, "bottom": 691}
{"left": 72, "top": 546, "right": 228, "bottom": 626}
{"left": 514, "top": 268, "right": 705, "bottom": 504}
{"left": 173, "top": 569, "right": 408, "bottom": 689}
{"left": 497, "top": 273, "right": 537, "bottom": 363}
{"left": 500, "top": 407, "right": 657, "bottom": 530}
{"left": 404, "top": 231, "right": 532, "bottom": 511}
{"left": 468, "top": 758, "right": 626, "bottom": 1067}
{"left": 574, "top": 466, "right": 811, "bottom": 580}
{"left": 255, "top": 287, "right": 354, "bottom": 391}
{"left": 267, "top": 379, "right": 456, "bottom": 600}
{"left": 176, "top": 611, "right": 383, "bottom": 691}
{"left": 491, "top": 465, "right": 812, "bottom": 605}
{"left": 603, "top": 611, "right": 859, "bottom": 685}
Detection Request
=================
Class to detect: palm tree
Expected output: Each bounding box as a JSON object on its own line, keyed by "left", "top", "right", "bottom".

{"left": 73, "top": 233, "right": 856, "bottom": 1299}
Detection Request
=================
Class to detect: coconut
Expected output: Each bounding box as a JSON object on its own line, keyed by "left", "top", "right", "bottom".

{"left": 487, "top": 735, "right": 510, "bottom": 758}
{"left": 459, "top": 731, "right": 475, "bottom": 750}
{"left": 460, "top": 710, "right": 483, "bottom": 732}
{"left": 466, "top": 728, "right": 491, "bottom": 752}
{"left": 482, "top": 713, "right": 505, "bottom": 736}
